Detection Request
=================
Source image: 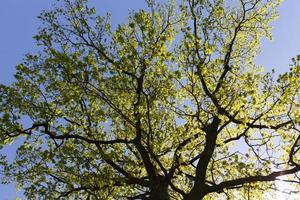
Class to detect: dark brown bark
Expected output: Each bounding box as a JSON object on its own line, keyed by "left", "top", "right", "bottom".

{"left": 149, "top": 187, "right": 170, "bottom": 200}
{"left": 183, "top": 117, "right": 220, "bottom": 200}
{"left": 148, "top": 176, "right": 170, "bottom": 200}
{"left": 184, "top": 185, "right": 207, "bottom": 200}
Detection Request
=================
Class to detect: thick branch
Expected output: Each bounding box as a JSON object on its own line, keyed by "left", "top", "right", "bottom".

{"left": 209, "top": 166, "right": 300, "bottom": 193}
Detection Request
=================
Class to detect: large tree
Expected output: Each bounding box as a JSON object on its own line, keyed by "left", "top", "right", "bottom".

{"left": 1, "top": 0, "right": 300, "bottom": 199}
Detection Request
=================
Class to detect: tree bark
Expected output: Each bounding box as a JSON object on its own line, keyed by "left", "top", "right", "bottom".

{"left": 149, "top": 190, "right": 169, "bottom": 200}
{"left": 145, "top": 175, "right": 169, "bottom": 200}
{"left": 149, "top": 184, "right": 169, "bottom": 200}
{"left": 183, "top": 186, "right": 207, "bottom": 200}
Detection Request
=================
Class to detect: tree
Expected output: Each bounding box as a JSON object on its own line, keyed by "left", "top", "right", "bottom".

{"left": 0, "top": 0, "right": 299, "bottom": 199}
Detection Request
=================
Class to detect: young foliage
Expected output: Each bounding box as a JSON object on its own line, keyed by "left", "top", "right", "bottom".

{"left": 1, "top": 0, "right": 300, "bottom": 199}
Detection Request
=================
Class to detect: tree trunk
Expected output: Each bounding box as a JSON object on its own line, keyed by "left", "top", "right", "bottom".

{"left": 149, "top": 177, "right": 169, "bottom": 200}
{"left": 184, "top": 187, "right": 207, "bottom": 200}
{"left": 149, "top": 191, "right": 169, "bottom": 200}
{"left": 184, "top": 192, "right": 206, "bottom": 200}
{"left": 149, "top": 187, "right": 169, "bottom": 200}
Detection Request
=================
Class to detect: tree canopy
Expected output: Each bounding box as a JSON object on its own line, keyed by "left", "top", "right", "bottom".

{"left": 1, "top": 0, "right": 300, "bottom": 199}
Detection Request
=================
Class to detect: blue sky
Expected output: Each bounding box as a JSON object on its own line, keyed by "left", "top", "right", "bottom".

{"left": 0, "top": 0, "right": 300, "bottom": 199}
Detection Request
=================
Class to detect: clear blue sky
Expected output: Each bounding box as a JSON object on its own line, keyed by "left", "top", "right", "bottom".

{"left": 0, "top": 0, "right": 300, "bottom": 199}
